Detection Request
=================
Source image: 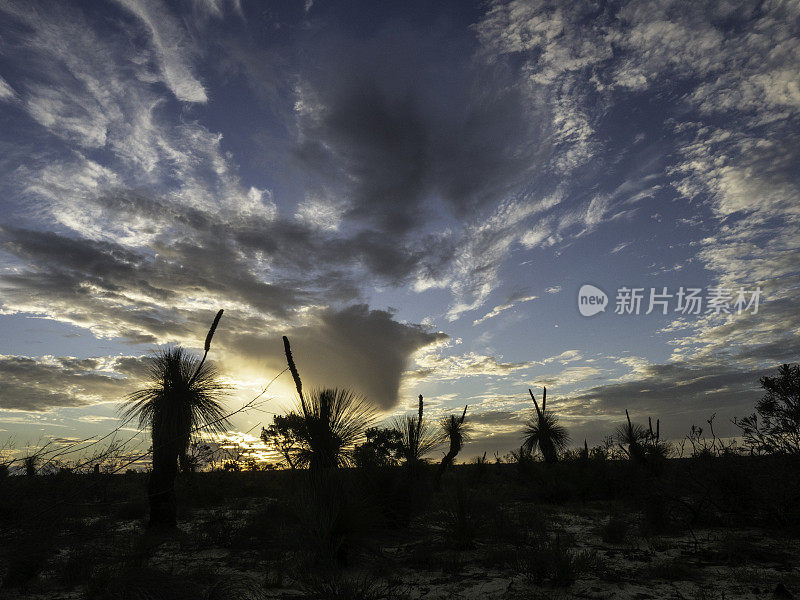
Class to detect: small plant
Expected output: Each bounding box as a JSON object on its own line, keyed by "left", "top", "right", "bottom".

{"left": 520, "top": 533, "right": 600, "bottom": 586}
{"left": 691, "top": 584, "right": 720, "bottom": 600}
{"left": 23, "top": 454, "right": 38, "bottom": 477}
{"left": 0, "top": 532, "right": 55, "bottom": 588}
{"left": 441, "top": 479, "right": 481, "bottom": 549}
{"left": 299, "top": 571, "right": 399, "bottom": 600}
{"left": 637, "top": 556, "right": 696, "bottom": 581}
{"left": 599, "top": 512, "right": 630, "bottom": 544}
{"left": 683, "top": 414, "right": 738, "bottom": 458}
{"left": 616, "top": 410, "right": 670, "bottom": 470}
{"left": 293, "top": 470, "right": 366, "bottom": 568}
{"left": 55, "top": 542, "right": 106, "bottom": 587}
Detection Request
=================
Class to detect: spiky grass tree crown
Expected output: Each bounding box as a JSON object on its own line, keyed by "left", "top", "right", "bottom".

{"left": 522, "top": 387, "right": 569, "bottom": 463}
{"left": 294, "top": 387, "right": 376, "bottom": 469}
{"left": 122, "top": 346, "right": 231, "bottom": 453}
{"left": 441, "top": 406, "right": 470, "bottom": 456}
{"left": 393, "top": 395, "right": 441, "bottom": 464}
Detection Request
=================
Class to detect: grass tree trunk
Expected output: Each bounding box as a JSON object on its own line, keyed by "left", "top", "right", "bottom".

{"left": 436, "top": 448, "right": 458, "bottom": 485}
{"left": 148, "top": 438, "right": 178, "bottom": 528}
{"left": 539, "top": 437, "right": 558, "bottom": 464}
{"left": 435, "top": 405, "right": 468, "bottom": 488}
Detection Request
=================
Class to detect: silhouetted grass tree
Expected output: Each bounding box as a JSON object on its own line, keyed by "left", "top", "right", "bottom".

{"left": 735, "top": 363, "right": 800, "bottom": 455}
{"left": 436, "top": 405, "right": 469, "bottom": 486}
{"left": 293, "top": 388, "right": 376, "bottom": 470}
{"left": 523, "top": 387, "right": 569, "bottom": 463}
{"left": 393, "top": 395, "right": 441, "bottom": 470}
{"left": 122, "top": 310, "right": 229, "bottom": 528}
{"left": 282, "top": 336, "right": 375, "bottom": 470}
{"left": 616, "top": 410, "right": 669, "bottom": 472}
{"left": 615, "top": 409, "right": 648, "bottom": 464}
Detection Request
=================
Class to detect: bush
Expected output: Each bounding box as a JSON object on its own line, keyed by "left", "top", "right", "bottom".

{"left": 299, "top": 571, "right": 409, "bottom": 600}
{"left": 87, "top": 567, "right": 203, "bottom": 600}
{"left": 599, "top": 511, "right": 630, "bottom": 544}
{"left": 440, "top": 481, "right": 484, "bottom": 549}
{"left": 519, "top": 534, "right": 601, "bottom": 586}
{"left": 56, "top": 542, "right": 106, "bottom": 587}
{"left": 0, "top": 531, "right": 55, "bottom": 588}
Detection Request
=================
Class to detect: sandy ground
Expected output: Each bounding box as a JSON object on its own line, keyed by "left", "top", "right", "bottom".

{"left": 5, "top": 500, "right": 799, "bottom": 600}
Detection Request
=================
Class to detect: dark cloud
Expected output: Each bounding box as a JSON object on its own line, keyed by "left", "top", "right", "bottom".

{"left": 235, "top": 304, "right": 447, "bottom": 411}
{"left": 0, "top": 355, "right": 135, "bottom": 412}
{"left": 292, "top": 21, "right": 543, "bottom": 236}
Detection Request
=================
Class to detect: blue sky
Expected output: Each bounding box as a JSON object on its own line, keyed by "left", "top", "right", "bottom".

{"left": 0, "top": 0, "right": 798, "bottom": 461}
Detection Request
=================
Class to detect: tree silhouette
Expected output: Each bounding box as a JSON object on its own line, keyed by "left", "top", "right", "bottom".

{"left": 261, "top": 412, "right": 305, "bottom": 470}
{"left": 736, "top": 363, "right": 800, "bottom": 455}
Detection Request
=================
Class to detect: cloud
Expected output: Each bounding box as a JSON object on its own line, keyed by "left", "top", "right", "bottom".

{"left": 473, "top": 294, "right": 537, "bottom": 326}
{"left": 565, "top": 361, "right": 765, "bottom": 427}
{"left": 0, "top": 354, "right": 140, "bottom": 412}
{"left": 0, "top": 76, "right": 16, "bottom": 101}
{"left": 113, "top": 0, "right": 208, "bottom": 103}
{"left": 473, "top": 0, "right": 800, "bottom": 435}
{"left": 406, "top": 348, "right": 537, "bottom": 383}
{"left": 287, "top": 20, "right": 555, "bottom": 317}
{"left": 234, "top": 305, "right": 447, "bottom": 411}
{"left": 292, "top": 23, "right": 540, "bottom": 235}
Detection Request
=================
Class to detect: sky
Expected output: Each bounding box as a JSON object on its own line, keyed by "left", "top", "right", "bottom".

{"left": 0, "top": 0, "right": 798, "bottom": 463}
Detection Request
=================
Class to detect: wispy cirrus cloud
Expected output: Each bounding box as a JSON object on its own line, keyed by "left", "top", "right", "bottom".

{"left": 113, "top": 0, "right": 208, "bottom": 103}
{"left": 473, "top": 294, "right": 537, "bottom": 326}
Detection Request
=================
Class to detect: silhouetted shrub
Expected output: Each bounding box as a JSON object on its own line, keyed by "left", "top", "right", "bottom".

{"left": 56, "top": 541, "right": 106, "bottom": 587}
{"left": 299, "top": 571, "right": 407, "bottom": 600}
{"left": 518, "top": 533, "right": 601, "bottom": 586}
{"left": 523, "top": 387, "right": 570, "bottom": 463}
{"left": 735, "top": 363, "right": 800, "bottom": 455}
{"left": 353, "top": 427, "right": 402, "bottom": 469}
{"left": 599, "top": 511, "right": 631, "bottom": 544}
{"left": 87, "top": 566, "right": 203, "bottom": 600}
{"left": 0, "top": 531, "right": 55, "bottom": 588}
